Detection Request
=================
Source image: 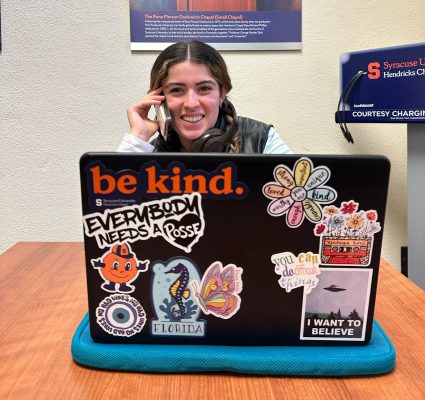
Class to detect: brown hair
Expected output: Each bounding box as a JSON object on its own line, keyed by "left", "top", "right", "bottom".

{"left": 150, "top": 40, "right": 232, "bottom": 93}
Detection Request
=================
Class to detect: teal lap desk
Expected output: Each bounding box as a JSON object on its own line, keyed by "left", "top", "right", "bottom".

{"left": 71, "top": 314, "right": 396, "bottom": 376}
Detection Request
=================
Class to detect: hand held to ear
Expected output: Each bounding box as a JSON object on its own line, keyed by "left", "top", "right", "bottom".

{"left": 127, "top": 88, "right": 165, "bottom": 142}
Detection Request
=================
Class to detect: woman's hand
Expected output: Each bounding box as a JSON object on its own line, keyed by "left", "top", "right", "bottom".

{"left": 127, "top": 88, "right": 165, "bottom": 142}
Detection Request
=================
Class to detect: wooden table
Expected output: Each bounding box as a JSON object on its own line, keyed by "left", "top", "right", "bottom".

{"left": 0, "top": 242, "right": 424, "bottom": 399}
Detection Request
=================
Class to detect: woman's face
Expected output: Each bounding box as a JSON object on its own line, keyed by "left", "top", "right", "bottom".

{"left": 161, "top": 61, "right": 226, "bottom": 150}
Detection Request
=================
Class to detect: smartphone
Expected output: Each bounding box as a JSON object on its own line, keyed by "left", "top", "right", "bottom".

{"left": 155, "top": 102, "right": 172, "bottom": 141}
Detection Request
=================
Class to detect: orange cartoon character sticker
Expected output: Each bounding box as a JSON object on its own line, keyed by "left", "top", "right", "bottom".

{"left": 92, "top": 242, "right": 149, "bottom": 293}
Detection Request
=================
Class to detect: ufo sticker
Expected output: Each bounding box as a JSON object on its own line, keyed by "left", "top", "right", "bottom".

{"left": 300, "top": 268, "right": 372, "bottom": 341}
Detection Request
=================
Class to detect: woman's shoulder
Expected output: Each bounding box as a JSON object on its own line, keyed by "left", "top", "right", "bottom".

{"left": 236, "top": 116, "right": 271, "bottom": 153}
{"left": 237, "top": 116, "right": 291, "bottom": 154}
{"left": 237, "top": 116, "right": 273, "bottom": 133}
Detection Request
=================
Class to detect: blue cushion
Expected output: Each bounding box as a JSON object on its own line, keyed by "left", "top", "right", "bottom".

{"left": 71, "top": 313, "right": 395, "bottom": 375}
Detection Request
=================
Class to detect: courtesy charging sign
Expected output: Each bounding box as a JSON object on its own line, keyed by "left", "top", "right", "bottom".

{"left": 337, "top": 42, "right": 425, "bottom": 123}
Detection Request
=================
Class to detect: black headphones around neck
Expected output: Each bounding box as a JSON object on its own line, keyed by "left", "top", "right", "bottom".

{"left": 189, "top": 101, "right": 239, "bottom": 152}
{"left": 189, "top": 121, "right": 238, "bottom": 152}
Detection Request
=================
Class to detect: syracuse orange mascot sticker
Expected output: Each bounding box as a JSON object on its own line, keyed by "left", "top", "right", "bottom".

{"left": 92, "top": 242, "right": 149, "bottom": 293}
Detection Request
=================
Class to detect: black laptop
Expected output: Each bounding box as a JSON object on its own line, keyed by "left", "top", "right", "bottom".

{"left": 80, "top": 153, "right": 390, "bottom": 345}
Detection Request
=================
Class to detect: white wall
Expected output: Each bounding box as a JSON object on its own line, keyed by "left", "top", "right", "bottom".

{"left": 1, "top": 1, "right": 424, "bottom": 270}
{"left": 408, "top": 123, "right": 425, "bottom": 288}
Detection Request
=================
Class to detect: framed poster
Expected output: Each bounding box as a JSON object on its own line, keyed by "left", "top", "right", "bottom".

{"left": 129, "top": 0, "right": 302, "bottom": 51}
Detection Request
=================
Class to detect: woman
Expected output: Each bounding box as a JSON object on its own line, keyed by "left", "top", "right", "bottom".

{"left": 118, "top": 40, "right": 291, "bottom": 154}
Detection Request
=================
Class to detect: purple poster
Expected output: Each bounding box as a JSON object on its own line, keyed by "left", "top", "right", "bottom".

{"left": 129, "top": 1, "right": 302, "bottom": 51}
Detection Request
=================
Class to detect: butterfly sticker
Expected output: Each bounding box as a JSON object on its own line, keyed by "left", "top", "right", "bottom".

{"left": 190, "top": 261, "right": 243, "bottom": 319}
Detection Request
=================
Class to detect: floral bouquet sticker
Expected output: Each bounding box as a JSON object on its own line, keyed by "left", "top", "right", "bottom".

{"left": 314, "top": 201, "right": 381, "bottom": 266}
{"left": 263, "top": 157, "right": 337, "bottom": 228}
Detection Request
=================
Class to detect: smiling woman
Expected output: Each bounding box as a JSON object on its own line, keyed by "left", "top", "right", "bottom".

{"left": 161, "top": 62, "right": 223, "bottom": 150}
{"left": 119, "top": 40, "right": 291, "bottom": 154}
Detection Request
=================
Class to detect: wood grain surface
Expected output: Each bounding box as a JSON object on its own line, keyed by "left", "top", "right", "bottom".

{"left": 0, "top": 243, "right": 424, "bottom": 400}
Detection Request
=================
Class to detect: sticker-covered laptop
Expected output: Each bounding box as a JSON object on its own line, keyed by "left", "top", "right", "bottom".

{"left": 80, "top": 153, "right": 390, "bottom": 345}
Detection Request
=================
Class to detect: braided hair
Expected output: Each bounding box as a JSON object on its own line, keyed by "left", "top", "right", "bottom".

{"left": 220, "top": 98, "right": 240, "bottom": 153}
{"left": 150, "top": 41, "right": 241, "bottom": 153}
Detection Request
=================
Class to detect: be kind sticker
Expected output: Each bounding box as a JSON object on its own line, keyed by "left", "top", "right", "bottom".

{"left": 263, "top": 157, "right": 337, "bottom": 228}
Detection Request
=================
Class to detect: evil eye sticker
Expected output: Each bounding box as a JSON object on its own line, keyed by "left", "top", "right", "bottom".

{"left": 96, "top": 294, "right": 146, "bottom": 337}
{"left": 191, "top": 261, "right": 243, "bottom": 320}
{"left": 263, "top": 157, "right": 337, "bottom": 228}
{"left": 314, "top": 201, "right": 381, "bottom": 266}
{"left": 271, "top": 251, "right": 321, "bottom": 294}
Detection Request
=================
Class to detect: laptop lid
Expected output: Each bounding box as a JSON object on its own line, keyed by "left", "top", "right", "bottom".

{"left": 80, "top": 153, "right": 390, "bottom": 345}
